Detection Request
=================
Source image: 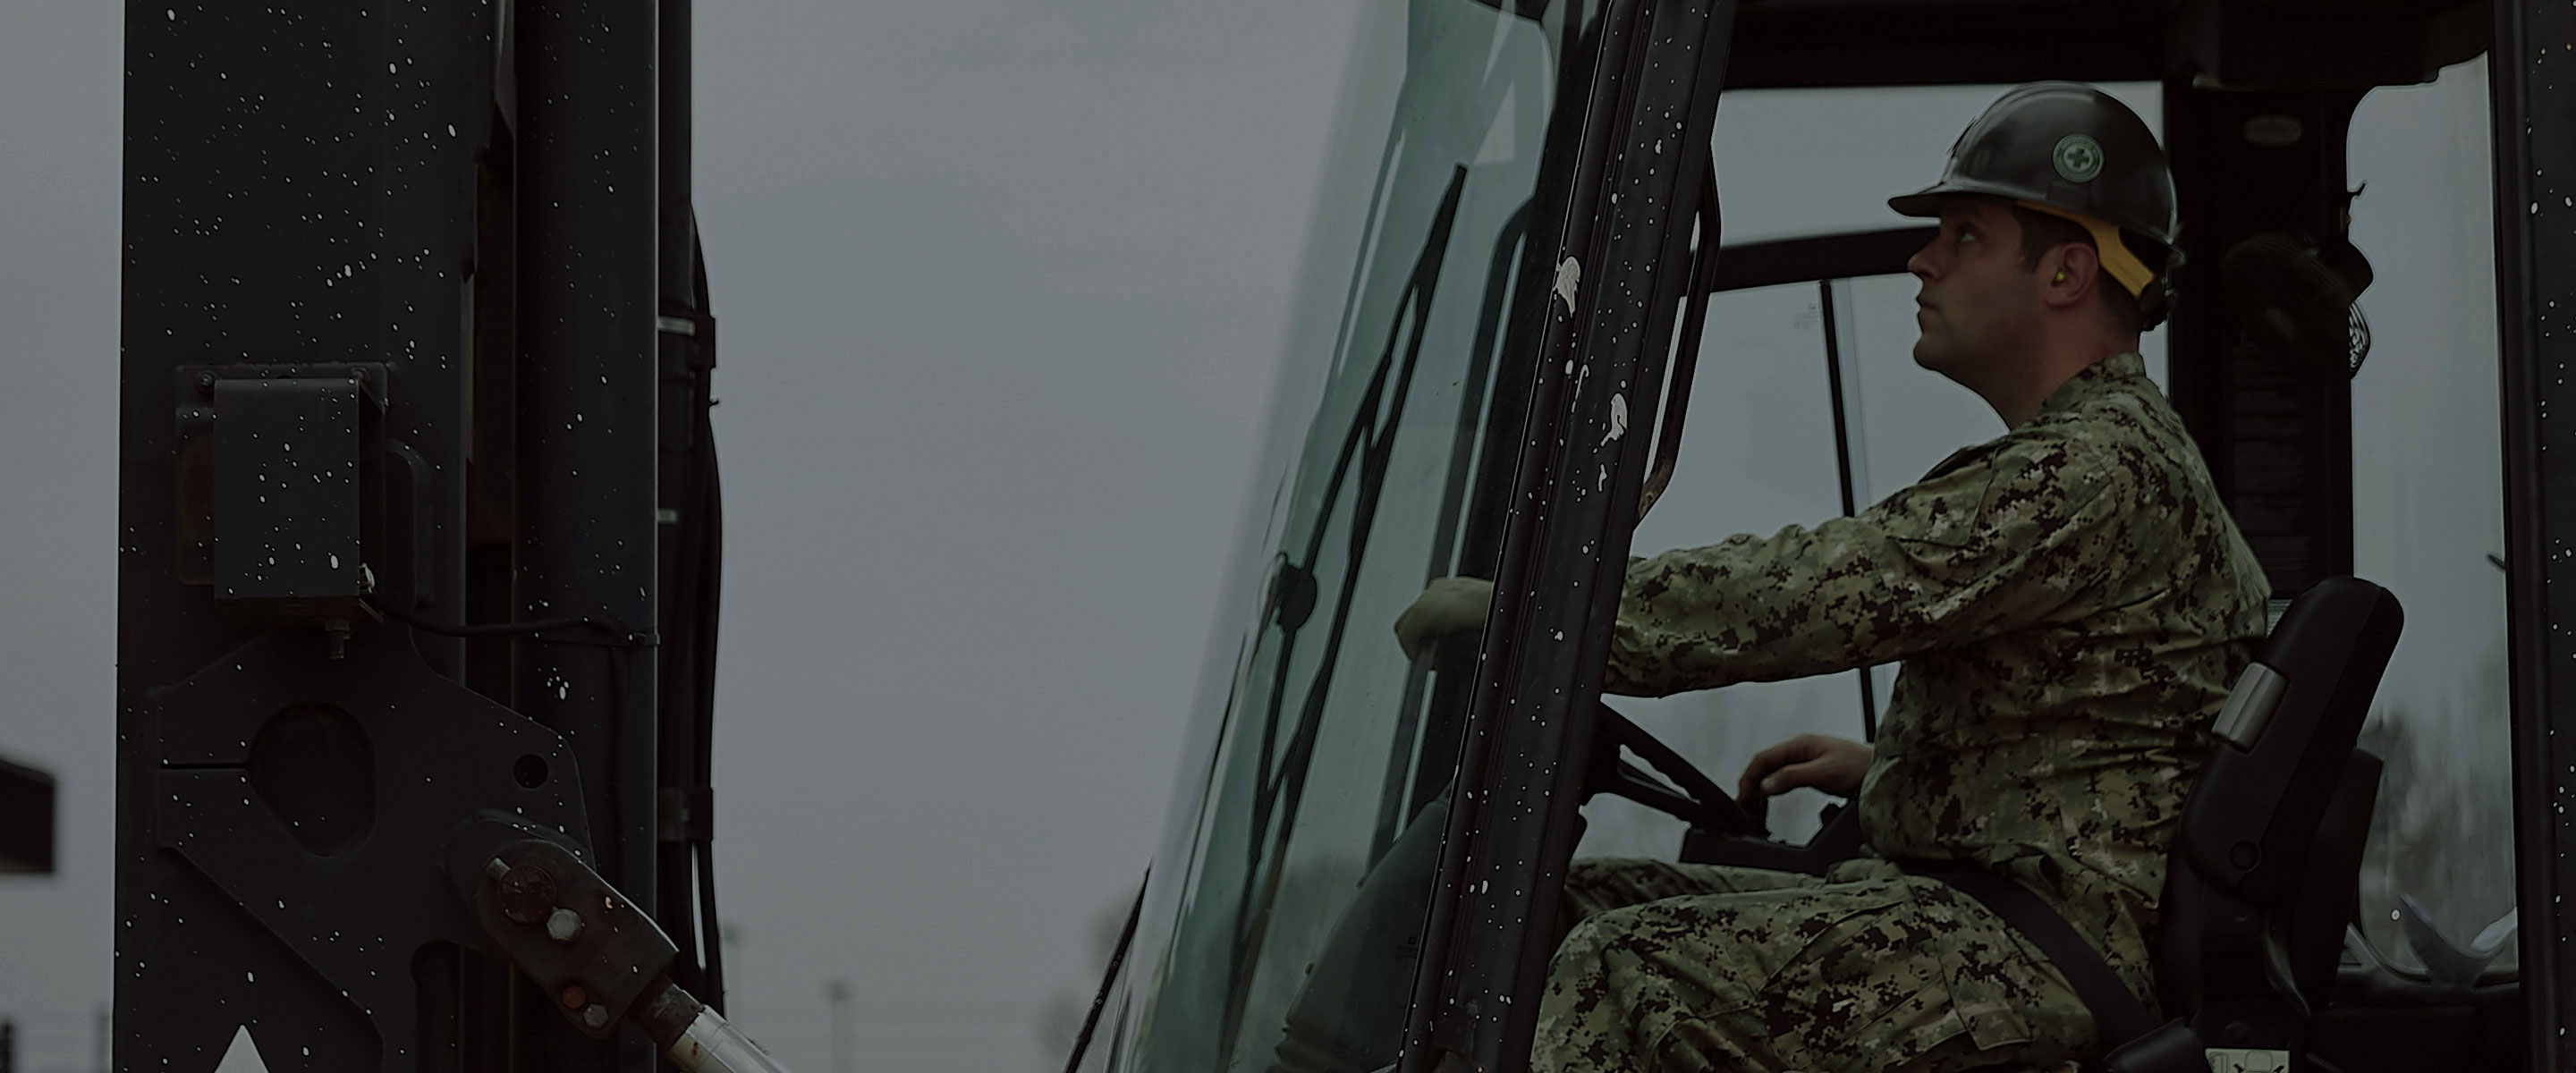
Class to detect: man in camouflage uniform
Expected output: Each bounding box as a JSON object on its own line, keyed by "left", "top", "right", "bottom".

{"left": 1398, "top": 83, "right": 2273, "bottom": 1072}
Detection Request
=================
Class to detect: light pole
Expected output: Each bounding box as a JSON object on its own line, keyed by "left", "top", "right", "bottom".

{"left": 823, "top": 979, "right": 853, "bottom": 1073}
{"left": 723, "top": 920, "right": 748, "bottom": 1024}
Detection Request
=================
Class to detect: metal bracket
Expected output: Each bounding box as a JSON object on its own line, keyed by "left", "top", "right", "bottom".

{"left": 2203, "top": 1048, "right": 2291, "bottom": 1073}
{"left": 173, "top": 363, "right": 393, "bottom": 632}
{"left": 147, "top": 623, "right": 590, "bottom": 1064}
{"left": 658, "top": 301, "right": 716, "bottom": 370}
{"left": 657, "top": 786, "right": 714, "bottom": 843}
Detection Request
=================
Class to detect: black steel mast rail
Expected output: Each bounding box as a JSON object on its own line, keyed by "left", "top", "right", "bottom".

{"left": 1815, "top": 279, "right": 1878, "bottom": 739}
{"left": 513, "top": 0, "right": 664, "bottom": 1066}
{"left": 655, "top": 0, "right": 733, "bottom": 1016}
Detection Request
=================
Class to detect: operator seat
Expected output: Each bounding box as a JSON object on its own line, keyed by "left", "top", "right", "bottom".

{"left": 1663, "top": 578, "right": 2407, "bottom": 1072}
{"left": 2103, "top": 575, "right": 2402, "bottom": 1071}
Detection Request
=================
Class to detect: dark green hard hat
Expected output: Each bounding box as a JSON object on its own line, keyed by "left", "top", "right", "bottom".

{"left": 1890, "top": 81, "right": 2182, "bottom": 325}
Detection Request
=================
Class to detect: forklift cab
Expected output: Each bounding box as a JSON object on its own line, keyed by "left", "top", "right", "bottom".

{"left": 1074, "top": 1, "right": 2553, "bottom": 1072}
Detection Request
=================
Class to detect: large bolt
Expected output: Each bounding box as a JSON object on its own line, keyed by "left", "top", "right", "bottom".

{"left": 546, "top": 907, "right": 585, "bottom": 943}
{"left": 2228, "top": 841, "right": 2258, "bottom": 871}
{"left": 560, "top": 984, "right": 588, "bottom": 1010}
{"left": 498, "top": 864, "right": 559, "bottom": 925}
{"left": 581, "top": 1003, "right": 611, "bottom": 1030}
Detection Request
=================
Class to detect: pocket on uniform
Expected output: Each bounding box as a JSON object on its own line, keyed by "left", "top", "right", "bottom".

{"left": 1902, "top": 878, "right": 2046, "bottom": 1054}
{"left": 1730, "top": 882, "right": 1983, "bottom": 1069}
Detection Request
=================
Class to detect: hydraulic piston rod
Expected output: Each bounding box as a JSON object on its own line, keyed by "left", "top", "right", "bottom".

{"left": 453, "top": 831, "right": 801, "bottom": 1072}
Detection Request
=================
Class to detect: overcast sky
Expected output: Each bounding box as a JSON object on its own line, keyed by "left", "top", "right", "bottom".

{"left": 0, "top": 3, "right": 2512, "bottom": 1071}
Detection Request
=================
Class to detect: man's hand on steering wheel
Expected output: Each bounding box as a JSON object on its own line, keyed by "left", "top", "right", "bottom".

{"left": 1737, "top": 733, "right": 1872, "bottom": 806}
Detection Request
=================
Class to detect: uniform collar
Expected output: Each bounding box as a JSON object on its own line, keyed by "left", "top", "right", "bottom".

{"left": 2032, "top": 351, "right": 2146, "bottom": 420}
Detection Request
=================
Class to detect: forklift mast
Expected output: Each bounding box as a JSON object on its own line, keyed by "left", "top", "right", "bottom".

{"left": 113, "top": 0, "right": 726, "bottom": 1068}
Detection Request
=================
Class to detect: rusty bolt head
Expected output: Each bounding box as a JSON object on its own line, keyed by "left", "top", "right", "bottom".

{"left": 497, "top": 863, "right": 558, "bottom": 925}
{"left": 581, "top": 1003, "right": 611, "bottom": 1030}
{"left": 560, "top": 984, "right": 587, "bottom": 1010}
{"left": 546, "top": 907, "right": 584, "bottom": 943}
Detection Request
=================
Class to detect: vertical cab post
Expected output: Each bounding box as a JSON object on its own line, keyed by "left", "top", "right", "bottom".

{"left": 2491, "top": 0, "right": 2576, "bottom": 1063}
{"left": 1402, "top": 1, "right": 1741, "bottom": 1069}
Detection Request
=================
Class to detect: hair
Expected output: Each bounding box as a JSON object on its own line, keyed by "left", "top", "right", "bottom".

{"left": 2012, "top": 207, "right": 2145, "bottom": 337}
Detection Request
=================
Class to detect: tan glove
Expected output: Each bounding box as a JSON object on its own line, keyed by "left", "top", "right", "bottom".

{"left": 1392, "top": 577, "right": 1496, "bottom": 662}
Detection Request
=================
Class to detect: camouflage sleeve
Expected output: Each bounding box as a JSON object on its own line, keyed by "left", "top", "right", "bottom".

{"left": 1603, "top": 434, "right": 2136, "bottom": 697}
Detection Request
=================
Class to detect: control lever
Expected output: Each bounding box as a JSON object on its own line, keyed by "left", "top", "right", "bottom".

{"left": 448, "top": 830, "right": 798, "bottom": 1073}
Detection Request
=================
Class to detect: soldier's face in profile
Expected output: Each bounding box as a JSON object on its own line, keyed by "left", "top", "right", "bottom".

{"left": 1905, "top": 198, "right": 2041, "bottom": 386}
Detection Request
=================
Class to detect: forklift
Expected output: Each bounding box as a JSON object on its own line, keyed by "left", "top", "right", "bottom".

{"left": 108, "top": 1, "right": 2560, "bottom": 1073}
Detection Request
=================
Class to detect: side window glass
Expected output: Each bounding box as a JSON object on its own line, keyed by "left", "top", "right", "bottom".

{"left": 2345, "top": 59, "right": 2515, "bottom": 975}
{"left": 1836, "top": 274, "right": 2170, "bottom": 504}
{"left": 1580, "top": 281, "right": 1872, "bottom": 856}
{"left": 1582, "top": 250, "right": 2174, "bottom": 858}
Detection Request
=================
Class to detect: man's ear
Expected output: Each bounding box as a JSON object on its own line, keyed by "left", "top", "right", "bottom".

{"left": 2041, "top": 242, "right": 2102, "bottom": 310}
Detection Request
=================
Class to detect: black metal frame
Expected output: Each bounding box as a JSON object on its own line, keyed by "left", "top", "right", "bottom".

{"left": 114, "top": 0, "right": 720, "bottom": 1067}
{"left": 1722, "top": 0, "right": 2483, "bottom": 90}
{"left": 2492, "top": 0, "right": 2576, "bottom": 1063}
{"left": 1399, "top": 0, "right": 1615, "bottom": 857}
{"left": 1704, "top": 226, "right": 1932, "bottom": 293}
{"left": 1399, "top": 1, "right": 1740, "bottom": 1069}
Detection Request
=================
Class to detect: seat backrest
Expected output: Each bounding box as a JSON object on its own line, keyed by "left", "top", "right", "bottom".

{"left": 2182, "top": 576, "right": 2402, "bottom": 905}
{"left": 2156, "top": 577, "right": 2403, "bottom": 1015}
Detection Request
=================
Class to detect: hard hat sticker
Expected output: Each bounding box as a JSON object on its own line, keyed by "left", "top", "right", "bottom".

{"left": 2054, "top": 134, "right": 2105, "bottom": 182}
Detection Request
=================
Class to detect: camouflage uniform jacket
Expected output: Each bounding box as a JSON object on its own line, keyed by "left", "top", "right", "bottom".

{"left": 1601, "top": 350, "right": 2272, "bottom": 1007}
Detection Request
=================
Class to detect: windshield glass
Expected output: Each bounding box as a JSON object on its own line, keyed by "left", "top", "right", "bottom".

{"left": 1102, "top": 2, "right": 1589, "bottom": 1070}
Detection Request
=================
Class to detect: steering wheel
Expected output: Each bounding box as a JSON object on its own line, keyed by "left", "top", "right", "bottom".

{"left": 1586, "top": 702, "right": 1768, "bottom": 839}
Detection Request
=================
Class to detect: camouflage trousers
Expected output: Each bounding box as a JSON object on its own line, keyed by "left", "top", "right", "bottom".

{"left": 1532, "top": 858, "right": 2101, "bottom": 1073}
